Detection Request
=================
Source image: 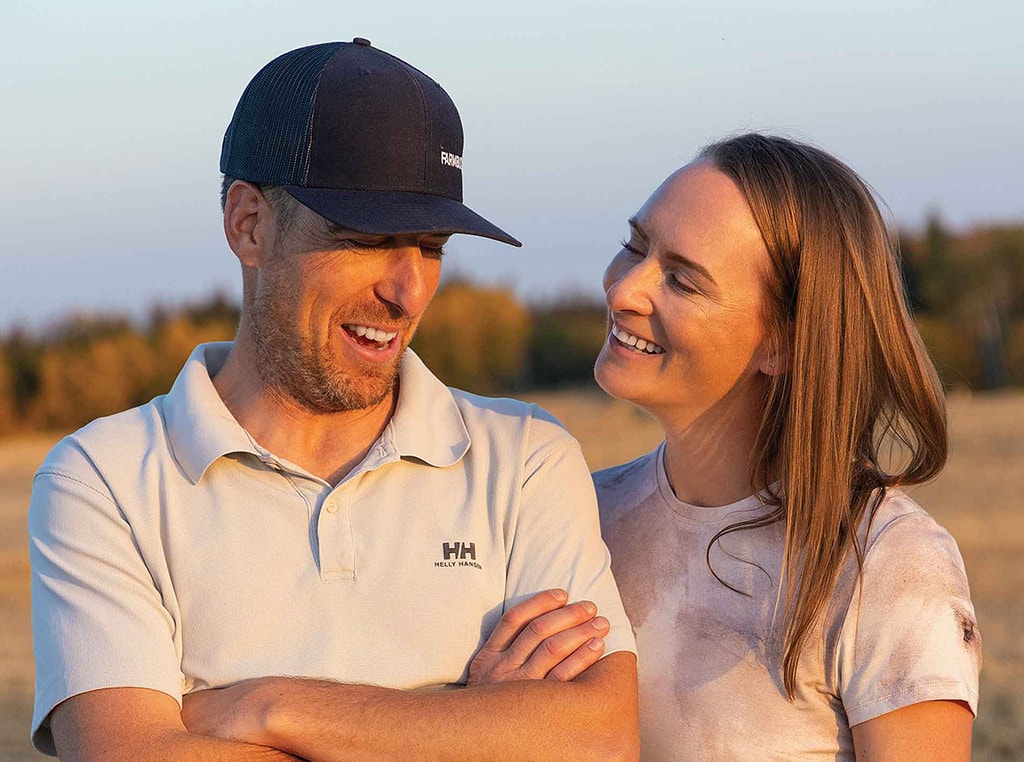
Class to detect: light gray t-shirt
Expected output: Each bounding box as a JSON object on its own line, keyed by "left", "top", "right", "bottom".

{"left": 596, "top": 443, "right": 980, "bottom": 761}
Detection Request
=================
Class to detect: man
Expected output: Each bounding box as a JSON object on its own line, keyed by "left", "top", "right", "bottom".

{"left": 29, "top": 40, "right": 638, "bottom": 760}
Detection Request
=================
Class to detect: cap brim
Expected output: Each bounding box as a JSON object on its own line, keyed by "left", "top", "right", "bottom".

{"left": 283, "top": 187, "right": 521, "bottom": 247}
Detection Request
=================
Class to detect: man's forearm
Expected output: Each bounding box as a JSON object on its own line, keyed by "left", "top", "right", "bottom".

{"left": 80, "top": 730, "right": 302, "bottom": 762}
{"left": 231, "top": 653, "right": 637, "bottom": 762}
{"left": 50, "top": 688, "right": 302, "bottom": 762}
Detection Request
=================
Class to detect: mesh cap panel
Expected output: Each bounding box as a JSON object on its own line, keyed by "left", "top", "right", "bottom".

{"left": 220, "top": 43, "right": 343, "bottom": 184}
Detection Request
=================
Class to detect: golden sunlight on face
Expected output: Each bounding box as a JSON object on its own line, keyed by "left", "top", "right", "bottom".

{"left": 594, "top": 161, "right": 774, "bottom": 424}
{"left": 251, "top": 211, "right": 446, "bottom": 413}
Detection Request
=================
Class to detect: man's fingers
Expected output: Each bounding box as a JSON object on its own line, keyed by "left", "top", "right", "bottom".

{"left": 518, "top": 616, "right": 609, "bottom": 678}
{"left": 480, "top": 589, "right": 568, "bottom": 652}
{"left": 505, "top": 605, "right": 603, "bottom": 669}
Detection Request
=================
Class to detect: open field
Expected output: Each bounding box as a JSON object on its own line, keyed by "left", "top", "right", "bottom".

{"left": 1, "top": 390, "right": 1021, "bottom": 759}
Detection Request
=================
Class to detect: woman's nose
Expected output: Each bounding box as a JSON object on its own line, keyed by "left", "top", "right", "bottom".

{"left": 604, "top": 251, "right": 654, "bottom": 316}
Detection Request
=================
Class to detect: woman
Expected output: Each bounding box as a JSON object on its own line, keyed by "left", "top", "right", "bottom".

{"left": 594, "top": 134, "right": 980, "bottom": 760}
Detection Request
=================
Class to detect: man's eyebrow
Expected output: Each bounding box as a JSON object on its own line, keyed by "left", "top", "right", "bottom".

{"left": 627, "top": 217, "right": 717, "bottom": 286}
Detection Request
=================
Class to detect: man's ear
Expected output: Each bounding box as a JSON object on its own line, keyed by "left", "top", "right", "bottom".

{"left": 223, "top": 180, "right": 270, "bottom": 269}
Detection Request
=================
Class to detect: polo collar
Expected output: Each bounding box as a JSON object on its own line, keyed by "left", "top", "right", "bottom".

{"left": 164, "top": 343, "right": 471, "bottom": 483}
{"left": 163, "top": 342, "right": 260, "bottom": 484}
{"left": 388, "top": 349, "right": 471, "bottom": 468}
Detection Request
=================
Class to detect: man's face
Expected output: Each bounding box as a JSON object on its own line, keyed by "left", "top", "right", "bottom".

{"left": 249, "top": 204, "right": 447, "bottom": 413}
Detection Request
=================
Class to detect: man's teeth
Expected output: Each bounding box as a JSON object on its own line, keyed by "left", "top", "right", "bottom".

{"left": 345, "top": 324, "right": 398, "bottom": 344}
{"left": 612, "top": 325, "right": 665, "bottom": 355}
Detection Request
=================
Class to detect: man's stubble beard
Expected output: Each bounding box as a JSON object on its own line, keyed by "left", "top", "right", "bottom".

{"left": 248, "top": 272, "right": 404, "bottom": 414}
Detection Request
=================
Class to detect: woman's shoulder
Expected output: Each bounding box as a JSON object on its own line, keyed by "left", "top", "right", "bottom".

{"left": 860, "top": 488, "right": 965, "bottom": 567}
{"left": 592, "top": 446, "right": 662, "bottom": 520}
{"left": 834, "top": 487, "right": 981, "bottom": 725}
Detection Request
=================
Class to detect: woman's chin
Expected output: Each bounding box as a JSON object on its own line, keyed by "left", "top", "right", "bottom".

{"left": 595, "top": 351, "right": 646, "bottom": 406}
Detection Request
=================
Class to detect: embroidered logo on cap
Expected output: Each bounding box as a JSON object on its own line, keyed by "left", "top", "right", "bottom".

{"left": 440, "top": 150, "right": 463, "bottom": 170}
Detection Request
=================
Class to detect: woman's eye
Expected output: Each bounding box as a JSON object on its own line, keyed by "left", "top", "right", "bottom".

{"left": 620, "top": 240, "right": 644, "bottom": 257}
{"left": 668, "top": 273, "right": 698, "bottom": 295}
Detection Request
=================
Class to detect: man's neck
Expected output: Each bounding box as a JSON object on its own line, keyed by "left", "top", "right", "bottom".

{"left": 212, "top": 341, "right": 396, "bottom": 486}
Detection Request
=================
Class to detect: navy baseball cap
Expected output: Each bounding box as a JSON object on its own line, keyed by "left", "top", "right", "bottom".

{"left": 220, "top": 39, "right": 521, "bottom": 247}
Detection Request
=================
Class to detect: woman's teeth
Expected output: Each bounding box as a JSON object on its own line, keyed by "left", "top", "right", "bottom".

{"left": 344, "top": 324, "right": 398, "bottom": 347}
{"left": 612, "top": 325, "right": 665, "bottom": 355}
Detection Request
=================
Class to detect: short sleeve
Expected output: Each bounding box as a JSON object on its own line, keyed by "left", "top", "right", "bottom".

{"left": 502, "top": 408, "right": 637, "bottom": 658}
{"left": 29, "top": 440, "right": 183, "bottom": 755}
{"left": 836, "top": 506, "right": 981, "bottom": 726}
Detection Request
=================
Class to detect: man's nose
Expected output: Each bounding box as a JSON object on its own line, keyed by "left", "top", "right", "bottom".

{"left": 376, "top": 246, "right": 435, "bottom": 319}
{"left": 605, "top": 254, "right": 655, "bottom": 317}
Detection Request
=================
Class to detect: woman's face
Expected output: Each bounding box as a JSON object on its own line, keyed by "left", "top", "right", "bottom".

{"left": 594, "top": 161, "right": 777, "bottom": 426}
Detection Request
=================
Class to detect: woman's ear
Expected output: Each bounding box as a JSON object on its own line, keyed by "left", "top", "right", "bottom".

{"left": 223, "top": 180, "right": 269, "bottom": 269}
{"left": 760, "top": 353, "right": 790, "bottom": 376}
{"left": 759, "top": 332, "right": 791, "bottom": 376}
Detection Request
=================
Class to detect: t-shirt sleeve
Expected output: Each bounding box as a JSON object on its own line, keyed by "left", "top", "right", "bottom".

{"left": 502, "top": 408, "right": 637, "bottom": 658}
{"left": 836, "top": 505, "right": 981, "bottom": 727}
{"left": 29, "top": 440, "right": 183, "bottom": 756}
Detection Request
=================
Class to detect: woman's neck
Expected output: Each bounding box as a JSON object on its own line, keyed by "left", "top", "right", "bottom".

{"left": 655, "top": 384, "right": 764, "bottom": 508}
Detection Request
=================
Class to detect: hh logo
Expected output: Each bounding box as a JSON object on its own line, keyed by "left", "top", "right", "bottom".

{"left": 435, "top": 541, "right": 482, "bottom": 569}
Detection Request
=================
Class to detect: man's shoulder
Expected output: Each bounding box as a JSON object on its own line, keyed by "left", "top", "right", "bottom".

{"left": 448, "top": 388, "right": 575, "bottom": 450}
{"left": 36, "top": 396, "right": 168, "bottom": 483}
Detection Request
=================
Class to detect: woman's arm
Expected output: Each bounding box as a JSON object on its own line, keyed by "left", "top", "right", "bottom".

{"left": 851, "top": 700, "right": 973, "bottom": 761}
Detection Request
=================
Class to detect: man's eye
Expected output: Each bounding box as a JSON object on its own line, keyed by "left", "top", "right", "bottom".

{"left": 341, "top": 239, "right": 380, "bottom": 251}
{"left": 422, "top": 245, "right": 446, "bottom": 259}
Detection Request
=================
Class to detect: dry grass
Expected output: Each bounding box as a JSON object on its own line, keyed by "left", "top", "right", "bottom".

{"left": 1, "top": 390, "right": 1021, "bottom": 759}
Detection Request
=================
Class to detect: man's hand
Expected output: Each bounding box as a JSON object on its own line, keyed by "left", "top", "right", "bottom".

{"left": 468, "top": 588, "right": 610, "bottom": 684}
{"left": 182, "top": 680, "right": 276, "bottom": 747}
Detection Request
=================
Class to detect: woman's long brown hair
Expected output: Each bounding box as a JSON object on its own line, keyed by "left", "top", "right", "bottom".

{"left": 697, "top": 134, "right": 948, "bottom": 697}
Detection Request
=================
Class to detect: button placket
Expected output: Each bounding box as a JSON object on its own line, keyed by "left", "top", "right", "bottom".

{"left": 317, "top": 488, "right": 356, "bottom": 582}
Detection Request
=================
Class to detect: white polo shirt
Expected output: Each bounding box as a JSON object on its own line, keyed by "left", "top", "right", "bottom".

{"left": 29, "top": 342, "right": 635, "bottom": 755}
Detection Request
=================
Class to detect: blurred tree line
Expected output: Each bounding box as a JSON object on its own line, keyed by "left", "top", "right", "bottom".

{"left": 0, "top": 217, "right": 1020, "bottom": 437}
{"left": 901, "top": 217, "right": 1024, "bottom": 390}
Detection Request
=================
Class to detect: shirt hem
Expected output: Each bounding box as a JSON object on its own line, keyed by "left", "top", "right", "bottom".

{"left": 845, "top": 679, "right": 979, "bottom": 727}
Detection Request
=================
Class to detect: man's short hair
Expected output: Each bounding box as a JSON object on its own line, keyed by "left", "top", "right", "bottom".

{"left": 220, "top": 175, "right": 301, "bottom": 234}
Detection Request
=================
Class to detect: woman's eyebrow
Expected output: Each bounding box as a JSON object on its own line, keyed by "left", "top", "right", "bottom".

{"left": 628, "top": 217, "right": 717, "bottom": 286}
{"left": 627, "top": 217, "right": 649, "bottom": 241}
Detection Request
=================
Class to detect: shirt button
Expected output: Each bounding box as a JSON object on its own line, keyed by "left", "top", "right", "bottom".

{"left": 325, "top": 500, "right": 338, "bottom": 514}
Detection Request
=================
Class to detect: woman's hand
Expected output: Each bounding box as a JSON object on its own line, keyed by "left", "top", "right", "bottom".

{"left": 468, "top": 588, "right": 611, "bottom": 684}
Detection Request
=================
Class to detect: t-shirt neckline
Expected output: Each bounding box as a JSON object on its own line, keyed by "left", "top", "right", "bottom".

{"left": 654, "top": 441, "right": 777, "bottom": 524}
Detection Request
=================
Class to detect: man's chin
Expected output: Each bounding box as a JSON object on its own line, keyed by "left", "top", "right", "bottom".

{"left": 313, "top": 360, "right": 401, "bottom": 414}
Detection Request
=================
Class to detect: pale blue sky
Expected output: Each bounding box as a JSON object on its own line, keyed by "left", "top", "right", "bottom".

{"left": 1, "top": 0, "right": 1021, "bottom": 330}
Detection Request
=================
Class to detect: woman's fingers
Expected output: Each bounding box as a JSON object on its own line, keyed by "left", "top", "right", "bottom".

{"left": 545, "top": 637, "right": 607, "bottom": 682}
{"left": 479, "top": 589, "right": 568, "bottom": 653}
{"left": 518, "top": 616, "right": 610, "bottom": 679}
{"left": 468, "top": 590, "right": 608, "bottom": 685}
